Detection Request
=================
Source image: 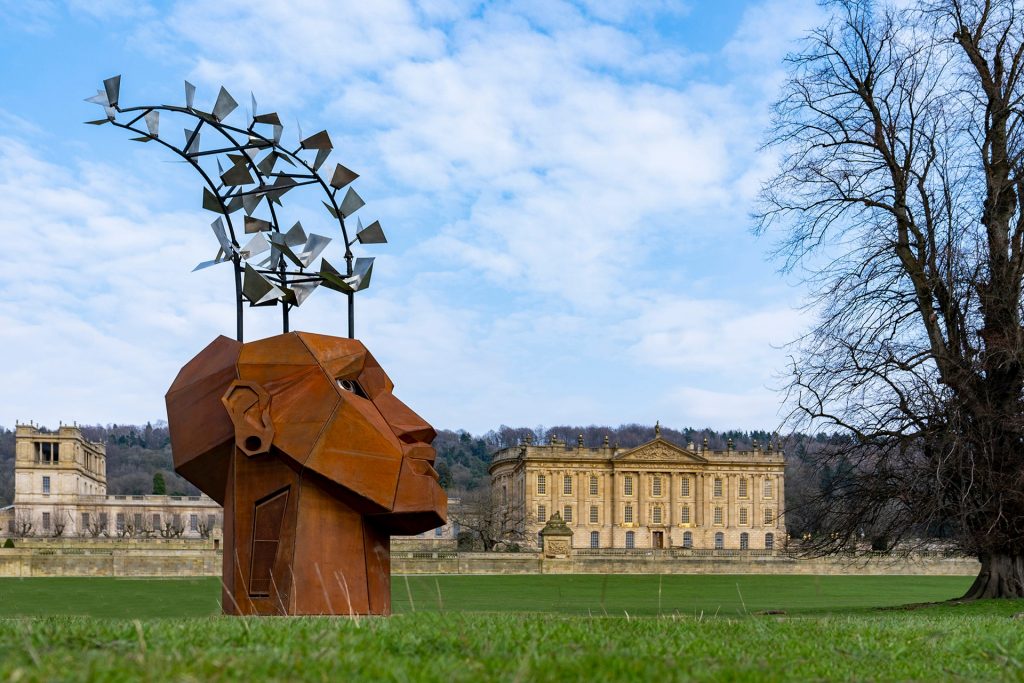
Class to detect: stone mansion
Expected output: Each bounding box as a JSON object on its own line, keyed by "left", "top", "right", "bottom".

{"left": 489, "top": 427, "right": 786, "bottom": 550}
{"left": 1, "top": 424, "right": 222, "bottom": 540}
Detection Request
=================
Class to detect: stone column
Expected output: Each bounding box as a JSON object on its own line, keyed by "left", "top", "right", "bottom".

{"left": 754, "top": 473, "right": 762, "bottom": 529}
{"left": 577, "top": 469, "right": 585, "bottom": 546}
{"left": 669, "top": 471, "right": 677, "bottom": 531}
{"left": 704, "top": 472, "right": 713, "bottom": 546}
{"left": 637, "top": 470, "right": 645, "bottom": 531}
{"left": 549, "top": 468, "right": 556, "bottom": 518}
{"left": 603, "top": 472, "right": 612, "bottom": 541}
{"left": 694, "top": 473, "right": 702, "bottom": 527}
{"left": 728, "top": 473, "right": 737, "bottom": 528}
{"left": 776, "top": 473, "right": 784, "bottom": 530}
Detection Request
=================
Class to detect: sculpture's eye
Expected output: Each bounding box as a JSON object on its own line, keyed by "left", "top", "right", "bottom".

{"left": 337, "top": 378, "right": 367, "bottom": 398}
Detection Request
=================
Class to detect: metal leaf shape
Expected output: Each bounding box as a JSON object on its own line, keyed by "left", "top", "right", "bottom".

{"left": 330, "top": 163, "right": 359, "bottom": 190}
{"left": 212, "top": 87, "right": 238, "bottom": 121}
{"left": 356, "top": 220, "right": 387, "bottom": 244}
{"left": 339, "top": 187, "right": 365, "bottom": 218}
{"left": 300, "top": 130, "right": 332, "bottom": 150}
{"left": 103, "top": 75, "right": 121, "bottom": 108}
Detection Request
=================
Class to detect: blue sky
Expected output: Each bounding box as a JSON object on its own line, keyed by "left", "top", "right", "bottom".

{"left": 0, "top": 0, "right": 826, "bottom": 434}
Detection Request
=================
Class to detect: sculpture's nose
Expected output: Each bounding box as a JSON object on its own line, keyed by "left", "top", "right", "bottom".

{"left": 375, "top": 393, "right": 437, "bottom": 445}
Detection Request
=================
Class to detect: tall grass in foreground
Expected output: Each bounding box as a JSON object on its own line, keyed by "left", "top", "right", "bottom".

{"left": 0, "top": 575, "right": 1017, "bottom": 681}
{"left": 1, "top": 604, "right": 1022, "bottom": 682}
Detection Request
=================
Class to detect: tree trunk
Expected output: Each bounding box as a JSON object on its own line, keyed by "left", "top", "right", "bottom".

{"left": 961, "top": 552, "right": 1024, "bottom": 599}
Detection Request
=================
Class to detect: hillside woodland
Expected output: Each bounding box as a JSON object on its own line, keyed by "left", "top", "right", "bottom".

{"left": 0, "top": 422, "right": 836, "bottom": 537}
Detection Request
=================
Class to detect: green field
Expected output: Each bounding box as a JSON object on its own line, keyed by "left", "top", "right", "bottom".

{"left": 0, "top": 575, "right": 1021, "bottom": 681}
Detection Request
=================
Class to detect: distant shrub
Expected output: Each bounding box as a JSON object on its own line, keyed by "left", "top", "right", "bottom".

{"left": 2, "top": 538, "right": 14, "bottom": 548}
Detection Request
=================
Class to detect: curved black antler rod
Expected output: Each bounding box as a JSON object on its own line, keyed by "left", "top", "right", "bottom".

{"left": 85, "top": 76, "right": 388, "bottom": 341}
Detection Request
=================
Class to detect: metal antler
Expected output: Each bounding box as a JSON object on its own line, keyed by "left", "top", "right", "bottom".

{"left": 85, "top": 75, "right": 387, "bottom": 341}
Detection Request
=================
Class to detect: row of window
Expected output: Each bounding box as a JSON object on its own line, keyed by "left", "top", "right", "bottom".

{"left": 614, "top": 531, "right": 775, "bottom": 549}
{"left": 36, "top": 511, "right": 214, "bottom": 532}
{"left": 536, "top": 474, "right": 774, "bottom": 499}
{"left": 540, "top": 503, "right": 775, "bottom": 526}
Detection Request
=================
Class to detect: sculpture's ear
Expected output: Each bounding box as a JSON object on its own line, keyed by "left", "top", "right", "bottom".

{"left": 221, "top": 380, "right": 274, "bottom": 456}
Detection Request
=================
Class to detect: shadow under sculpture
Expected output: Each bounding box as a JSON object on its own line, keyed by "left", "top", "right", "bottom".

{"left": 165, "top": 332, "right": 446, "bottom": 615}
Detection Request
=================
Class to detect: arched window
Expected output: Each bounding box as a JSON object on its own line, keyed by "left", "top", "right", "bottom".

{"left": 625, "top": 531, "right": 635, "bottom": 549}
{"left": 589, "top": 475, "right": 598, "bottom": 496}
{"left": 590, "top": 531, "right": 599, "bottom": 548}
{"left": 714, "top": 532, "right": 724, "bottom": 549}
{"left": 740, "top": 532, "right": 749, "bottom": 550}
{"left": 765, "top": 532, "right": 775, "bottom": 550}
{"left": 682, "top": 531, "right": 693, "bottom": 548}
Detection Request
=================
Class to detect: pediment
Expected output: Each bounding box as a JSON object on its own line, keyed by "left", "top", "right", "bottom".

{"left": 613, "top": 438, "right": 707, "bottom": 463}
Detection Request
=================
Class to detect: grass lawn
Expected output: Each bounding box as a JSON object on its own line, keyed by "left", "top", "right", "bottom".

{"left": 0, "top": 575, "right": 1022, "bottom": 681}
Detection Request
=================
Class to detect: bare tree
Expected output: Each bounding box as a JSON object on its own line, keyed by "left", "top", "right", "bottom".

{"left": 160, "top": 515, "right": 186, "bottom": 539}
{"left": 197, "top": 512, "right": 221, "bottom": 540}
{"left": 13, "top": 509, "right": 33, "bottom": 538}
{"left": 758, "top": 0, "right": 1024, "bottom": 597}
{"left": 450, "top": 488, "right": 527, "bottom": 551}
{"left": 51, "top": 506, "right": 70, "bottom": 538}
{"left": 84, "top": 507, "right": 106, "bottom": 538}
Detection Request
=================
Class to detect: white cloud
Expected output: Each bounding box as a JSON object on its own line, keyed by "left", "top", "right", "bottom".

{"left": 627, "top": 297, "right": 805, "bottom": 378}
{"left": 0, "top": 0, "right": 829, "bottom": 433}
{"left": 0, "top": 2, "right": 60, "bottom": 35}
{"left": 154, "top": 0, "right": 447, "bottom": 108}
{"left": 663, "top": 386, "right": 787, "bottom": 431}
{"left": 0, "top": 136, "right": 234, "bottom": 427}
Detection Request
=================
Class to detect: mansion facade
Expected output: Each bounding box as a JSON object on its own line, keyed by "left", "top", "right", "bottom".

{"left": 2, "top": 424, "right": 223, "bottom": 540}
{"left": 489, "top": 429, "right": 785, "bottom": 550}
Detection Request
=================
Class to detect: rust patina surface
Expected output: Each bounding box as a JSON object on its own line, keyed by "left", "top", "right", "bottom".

{"left": 166, "top": 332, "right": 446, "bottom": 615}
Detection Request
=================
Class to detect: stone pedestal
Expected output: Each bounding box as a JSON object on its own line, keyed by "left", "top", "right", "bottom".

{"left": 540, "top": 512, "right": 573, "bottom": 559}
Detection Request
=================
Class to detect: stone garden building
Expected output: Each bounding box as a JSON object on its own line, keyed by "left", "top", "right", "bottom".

{"left": 489, "top": 427, "right": 785, "bottom": 550}
{"left": 1, "top": 423, "right": 221, "bottom": 540}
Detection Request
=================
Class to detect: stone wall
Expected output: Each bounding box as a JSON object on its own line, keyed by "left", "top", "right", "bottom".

{"left": 0, "top": 545, "right": 219, "bottom": 578}
{"left": 0, "top": 543, "right": 981, "bottom": 578}
{"left": 392, "top": 550, "right": 979, "bottom": 576}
